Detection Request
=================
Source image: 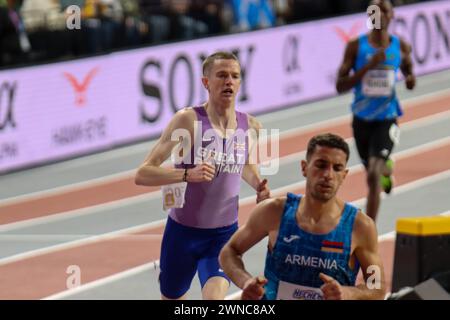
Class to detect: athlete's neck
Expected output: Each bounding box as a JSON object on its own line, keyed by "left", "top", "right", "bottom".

{"left": 369, "top": 29, "right": 391, "bottom": 48}
{"left": 299, "top": 195, "right": 342, "bottom": 225}
{"left": 204, "top": 101, "right": 237, "bottom": 131}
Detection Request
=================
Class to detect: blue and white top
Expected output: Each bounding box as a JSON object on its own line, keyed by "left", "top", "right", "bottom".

{"left": 263, "top": 193, "right": 360, "bottom": 300}
{"left": 351, "top": 34, "right": 402, "bottom": 121}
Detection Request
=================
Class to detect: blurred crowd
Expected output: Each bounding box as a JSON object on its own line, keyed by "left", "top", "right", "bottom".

{"left": 0, "top": 0, "right": 433, "bottom": 68}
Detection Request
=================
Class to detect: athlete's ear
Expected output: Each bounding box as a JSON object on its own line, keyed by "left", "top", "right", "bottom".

{"left": 343, "top": 168, "right": 349, "bottom": 180}
{"left": 202, "top": 77, "right": 209, "bottom": 90}
{"left": 301, "top": 160, "right": 307, "bottom": 177}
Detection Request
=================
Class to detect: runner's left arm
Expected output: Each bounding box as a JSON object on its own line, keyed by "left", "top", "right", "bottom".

{"left": 242, "top": 116, "right": 270, "bottom": 202}
{"left": 319, "top": 212, "right": 386, "bottom": 300}
{"left": 400, "top": 38, "right": 416, "bottom": 90}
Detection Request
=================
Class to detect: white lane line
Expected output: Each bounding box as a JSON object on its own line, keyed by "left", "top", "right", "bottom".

{"left": 391, "top": 136, "right": 450, "bottom": 160}
{"left": 1, "top": 114, "right": 349, "bottom": 207}
{"left": 42, "top": 177, "right": 450, "bottom": 300}
{"left": 275, "top": 109, "right": 450, "bottom": 167}
{"left": 25, "top": 78, "right": 450, "bottom": 300}
{"left": 390, "top": 168, "right": 450, "bottom": 195}
{"left": 0, "top": 169, "right": 137, "bottom": 207}
{"left": 4, "top": 104, "right": 450, "bottom": 210}
{"left": 256, "top": 136, "right": 450, "bottom": 205}
{"left": 224, "top": 214, "right": 450, "bottom": 301}
{"left": 277, "top": 87, "right": 450, "bottom": 140}
{"left": 0, "top": 234, "right": 164, "bottom": 241}
{"left": 2, "top": 88, "right": 449, "bottom": 206}
{"left": 42, "top": 261, "right": 161, "bottom": 300}
{"left": 22, "top": 161, "right": 446, "bottom": 242}
{"left": 0, "top": 221, "right": 165, "bottom": 266}
{"left": 29, "top": 71, "right": 450, "bottom": 185}
{"left": 1, "top": 134, "right": 449, "bottom": 236}
{"left": 2, "top": 108, "right": 450, "bottom": 233}
{"left": 400, "top": 110, "right": 450, "bottom": 131}
{"left": 260, "top": 77, "right": 450, "bottom": 123}
{"left": 0, "top": 189, "right": 163, "bottom": 232}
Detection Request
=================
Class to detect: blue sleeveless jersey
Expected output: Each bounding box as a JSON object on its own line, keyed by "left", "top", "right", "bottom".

{"left": 351, "top": 34, "right": 402, "bottom": 121}
{"left": 264, "top": 193, "right": 360, "bottom": 300}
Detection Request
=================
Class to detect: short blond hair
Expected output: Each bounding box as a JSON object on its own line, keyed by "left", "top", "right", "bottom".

{"left": 202, "top": 51, "right": 240, "bottom": 76}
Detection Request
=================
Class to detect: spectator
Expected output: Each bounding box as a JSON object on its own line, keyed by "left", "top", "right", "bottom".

{"left": 272, "top": 0, "right": 291, "bottom": 25}
{"left": 330, "top": 0, "right": 368, "bottom": 15}
{"left": 80, "top": 0, "right": 103, "bottom": 53}
{"left": 165, "top": 0, "right": 208, "bottom": 41}
{"left": 82, "top": 0, "right": 123, "bottom": 53}
{"left": 120, "top": 0, "right": 150, "bottom": 47}
{"left": 21, "top": 0, "right": 66, "bottom": 32}
{"left": 0, "top": 0, "right": 31, "bottom": 66}
{"left": 21, "top": 0, "right": 68, "bottom": 60}
{"left": 139, "top": 0, "right": 170, "bottom": 43}
{"left": 190, "top": 0, "right": 225, "bottom": 35}
{"left": 60, "top": 0, "right": 88, "bottom": 57}
{"left": 286, "top": 0, "right": 332, "bottom": 23}
{"left": 99, "top": 0, "right": 124, "bottom": 50}
{"left": 228, "top": 0, "right": 276, "bottom": 32}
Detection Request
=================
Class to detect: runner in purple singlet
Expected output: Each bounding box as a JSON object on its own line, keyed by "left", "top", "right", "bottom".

{"left": 135, "top": 51, "right": 271, "bottom": 300}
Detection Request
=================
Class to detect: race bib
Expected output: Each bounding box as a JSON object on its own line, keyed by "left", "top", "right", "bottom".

{"left": 162, "top": 182, "right": 187, "bottom": 210}
{"left": 276, "top": 281, "right": 323, "bottom": 300}
{"left": 362, "top": 69, "right": 395, "bottom": 97}
{"left": 389, "top": 123, "right": 401, "bottom": 146}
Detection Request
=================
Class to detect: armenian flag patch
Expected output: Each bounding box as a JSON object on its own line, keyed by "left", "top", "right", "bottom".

{"left": 321, "top": 240, "right": 344, "bottom": 254}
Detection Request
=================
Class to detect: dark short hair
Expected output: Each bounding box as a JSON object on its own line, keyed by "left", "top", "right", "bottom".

{"left": 202, "top": 51, "right": 240, "bottom": 76}
{"left": 306, "top": 133, "right": 350, "bottom": 162}
{"left": 369, "top": 0, "right": 393, "bottom": 8}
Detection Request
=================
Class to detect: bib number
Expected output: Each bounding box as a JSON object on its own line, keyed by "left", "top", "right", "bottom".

{"left": 162, "top": 182, "right": 187, "bottom": 210}
{"left": 276, "top": 281, "right": 323, "bottom": 300}
{"left": 362, "top": 69, "right": 395, "bottom": 97}
{"left": 389, "top": 123, "right": 400, "bottom": 146}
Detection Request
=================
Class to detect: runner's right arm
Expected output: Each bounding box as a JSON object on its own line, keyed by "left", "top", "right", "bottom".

{"left": 336, "top": 39, "right": 385, "bottom": 93}
{"left": 400, "top": 38, "right": 416, "bottom": 90}
{"left": 219, "top": 198, "right": 284, "bottom": 299}
{"left": 135, "top": 109, "right": 215, "bottom": 186}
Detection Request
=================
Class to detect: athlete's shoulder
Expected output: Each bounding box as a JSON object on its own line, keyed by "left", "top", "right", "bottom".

{"left": 249, "top": 197, "right": 286, "bottom": 229}
{"left": 397, "top": 36, "right": 412, "bottom": 53}
{"left": 348, "top": 36, "right": 361, "bottom": 47}
{"left": 247, "top": 114, "right": 262, "bottom": 131}
{"left": 256, "top": 196, "right": 287, "bottom": 214}
{"left": 170, "top": 107, "right": 197, "bottom": 127}
{"left": 343, "top": 37, "right": 359, "bottom": 61}
{"left": 353, "top": 211, "right": 378, "bottom": 242}
{"left": 344, "top": 200, "right": 359, "bottom": 213}
{"left": 348, "top": 33, "right": 365, "bottom": 48}
{"left": 270, "top": 196, "right": 287, "bottom": 209}
{"left": 177, "top": 106, "right": 198, "bottom": 118}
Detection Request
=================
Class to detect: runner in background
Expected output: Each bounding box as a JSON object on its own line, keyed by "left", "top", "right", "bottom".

{"left": 335, "top": 0, "right": 416, "bottom": 221}
{"left": 135, "top": 51, "right": 270, "bottom": 300}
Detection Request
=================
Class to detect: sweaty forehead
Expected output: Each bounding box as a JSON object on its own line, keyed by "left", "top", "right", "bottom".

{"left": 210, "top": 59, "right": 241, "bottom": 73}
{"left": 370, "top": 0, "right": 392, "bottom": 11}
{"left": 310, "top": 146, "right": 347, "bottom": 164}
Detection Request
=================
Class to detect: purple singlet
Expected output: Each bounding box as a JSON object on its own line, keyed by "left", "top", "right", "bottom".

{"left": 169, "top": 106, "right": 249, "bottom": 228}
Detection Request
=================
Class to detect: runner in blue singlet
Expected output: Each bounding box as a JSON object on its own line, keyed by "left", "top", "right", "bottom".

{"left": 335, "top": 0, "right": 416, "bottom": 221}
{"left": 220, "top": 133, "right": 386, "bottom": 300}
